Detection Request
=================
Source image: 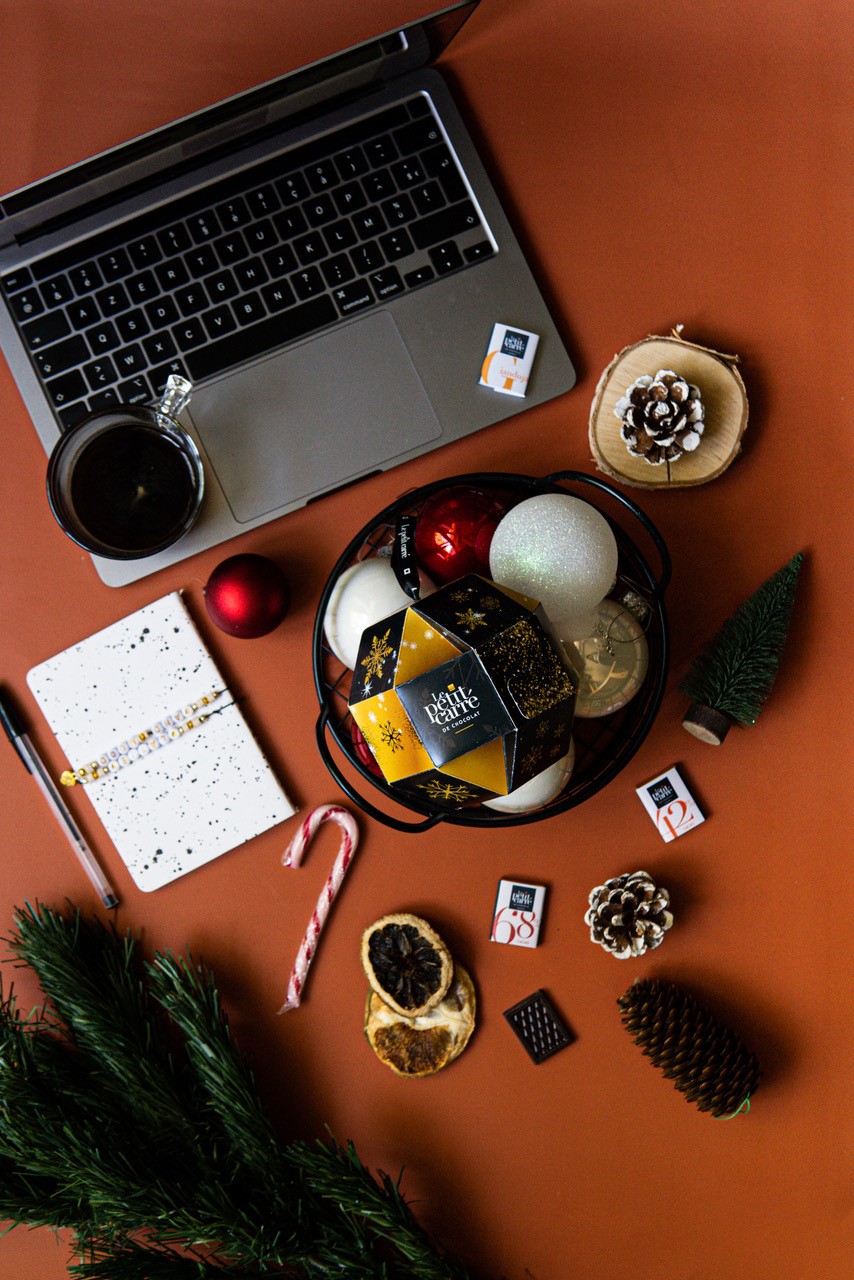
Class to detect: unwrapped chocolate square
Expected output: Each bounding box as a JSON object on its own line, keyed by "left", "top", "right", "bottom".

{"left": 503, "top": 989, "right": 573, "bottom": 1063}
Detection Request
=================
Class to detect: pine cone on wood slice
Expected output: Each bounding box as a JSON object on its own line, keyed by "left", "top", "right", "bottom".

{"left": 614, "top": 370, "right": 705, "bottom": 466}
{"left": 617, "top": 977, "right": 761, "bottom": 1117}
{"left": 585, "top": 870, "right": 673, "bottom": 958}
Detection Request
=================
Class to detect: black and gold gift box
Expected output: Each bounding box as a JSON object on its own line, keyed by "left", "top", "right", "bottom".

{"left": 348, "top": 575, "right": 579, "bottom": 809}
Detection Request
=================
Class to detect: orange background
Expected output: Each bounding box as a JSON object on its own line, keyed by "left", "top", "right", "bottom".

{"left": 0, "top": 2, "right": 850, "bottom": 1277}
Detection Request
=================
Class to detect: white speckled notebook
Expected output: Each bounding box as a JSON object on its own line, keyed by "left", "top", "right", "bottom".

{"left": 27, "top": 592, "right": 296, "bottom": 891}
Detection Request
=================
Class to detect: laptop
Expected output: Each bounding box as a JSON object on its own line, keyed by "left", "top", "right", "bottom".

{"left": 0, "top": 0, "right": 576, "bottom": 588}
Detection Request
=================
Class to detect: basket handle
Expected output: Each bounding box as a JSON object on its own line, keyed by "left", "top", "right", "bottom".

{"left": 543, "top": 470, "right": 672, "bottom": 595}
{"left": 315, "top": 707, "right": 444, "bottom": 834}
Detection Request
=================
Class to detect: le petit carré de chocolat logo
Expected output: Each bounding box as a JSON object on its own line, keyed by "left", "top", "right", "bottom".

{"left": 421, "top": 683, "right": 481, "bottom": 732}
{"left": 647, "top": 778, "right": 678, "bottom": 809}
{"left": 501, "top": 329, "right": 529, "bottom": 359}
{"left": 509, "top": 884, "right": 536, "bottom": 912}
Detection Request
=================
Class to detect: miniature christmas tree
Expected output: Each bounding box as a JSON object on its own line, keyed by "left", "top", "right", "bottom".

{"left": 680, "top": 551, "right": 803, "bottom": 744}
{"left": 0, "top": 903, "right": 476, "bottom": 1280}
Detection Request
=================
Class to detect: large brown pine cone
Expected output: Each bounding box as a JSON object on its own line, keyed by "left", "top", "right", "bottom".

{"left": 617, "top": 977, "right": 761, "bottom": 1117}
{"left": 614, "top": 370, "right": 704, "bottom": 466}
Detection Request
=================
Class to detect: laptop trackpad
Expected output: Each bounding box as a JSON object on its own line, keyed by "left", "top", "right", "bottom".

{"left": 190, "top": 311, "right": 442, "bottom": 524}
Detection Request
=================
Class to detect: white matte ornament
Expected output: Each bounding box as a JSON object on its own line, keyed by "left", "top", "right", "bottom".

{"left": 323, "top": 558, "right": 434, "bottom": 670}
{"left": 489, "top": 494, "right": 619, "bottom": 639}
{"left": 483, "top": 740, "right": 575, "bottom": 813}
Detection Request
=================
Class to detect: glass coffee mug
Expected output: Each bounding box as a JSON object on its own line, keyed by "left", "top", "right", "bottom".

{"left": 46, "top": 376, "right": 204, "bottom": 559}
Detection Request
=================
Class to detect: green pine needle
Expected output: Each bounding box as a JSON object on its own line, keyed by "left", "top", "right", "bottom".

{"left": 0, "top": 904, "right": 478, "bottom": 1280}
{"left": 679, "top": 551, "right": 803, "bottom": 727}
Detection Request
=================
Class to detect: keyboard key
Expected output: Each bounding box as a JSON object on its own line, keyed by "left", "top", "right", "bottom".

{"left": 58, "top": 403, "right": 90, "bottom": 429}
{"left": 145, "top": 296, "right": 180, "bottom": 327}
{"left": 83, "top": 357, "right": 117, "bottom": 391}
{"left": 174, "top": 318, "right": 208, "bottom": 351}
{"left": 379, "top": 229, "right": 414, "bottom": 262}
{"left": 246, "top": 185, "right": 280, "bottom": 218}
{"left": 186, "top": 246, "right": 218, "bottom": 277}
{"left": 321, "top": 254, "right": 355, "bottom": 288}
{"left": 464, "top": 241, "right": 495, "bottom": 263}
{"left": 394, "top": 117, "right": 442, "bottom": 153}
{"left": 69, "top": 262, "right": 103, "bottom": 294}
{"left": 381, "top": 194, "right": 416, "bottom": 226}
{"left": 364, "top": 136, "right": 397, "bottom": 166}
{"left": 332, "top": 280, "right": 374, "bottom": 316}
{"left": 158, "top": 224, "right": 192, "bottom": 256}
{"left": 188, "top": 212, "right": 221, "bottom": 242}
{"left": 150, "top": 358, "right": 190, "bottom": 394}
{"left": 185, "top": 295, "right": 337, "bottom": 381}
{"left": 261, "top": 279, "right": 296, "bottom": 312}
{"left": 128, "top": 236, "right": 162, "bottom": 269}
{"left": 98, "top": 248, "right": 132, "bottom": 281}
{"left": 235, "top": 260, "right": 268, "bottom": 290}
{"left": 410, "top": 200, "right": 480, "bottom": 251}
{"left": 8, "top": 290, "right": 44, "bottom": 322}
{"left": 351, "top": 242, "right": 385, "bottom": 274}
{"left": 203, "top": 305, "right": 238, "bottom": 339}
{"left": 391, "top": 158, "right": 426, "bottom": 188}
{"left": 403, "top": 265, "right": 436, "bottom": 288}
{"left": 423, "top": 144, "right": 465, "bottom": 200}
{"left": 40, "top": 276, "right": 73, "bottom": 308}
{"left": 273, "top": 207, "right": 308, "bottom": 239}
{"left": 117, "top": 309, "right": 150, "bottom": 342}
{"left": 294, "top": 233, "right": 326, "bottom": 266}
{"left": 370, "top": 267, "right": 404, "bottom": 299}
{"left": 263, "top": 245, "right": 297, "bottom": 277}
{"left": 233, "top": 293, "right": 266, "bottom": 326}
{"left": 363, "top": 170, "right": 397, "bottom": 201}
{"left": 243, "top": 219, "right": 277, "bottom": 252}
{"left": 214, "top": 232, "right": 249, "bottom": 266}
{"left": 68, "top": 298, "right": 100, "bottom": 330}
{"left": 353, "top": 207, "right": 387, "bottom": 239}
{"left": 333, "top": 181, "right": 367, "bottom": 216}
{"left": 304, "top": 194, "right": 337, "bottom": 227}
{"left": 95, "top": 283, "right": 131, "bottom": 317}
{"left": 411, "top": 181, "right": 445, "bottom": 216}
{"left": 1, "top": 267, "right": 33, "bottom": 293}
{"left": 127, "top": 270, "right": 158, "bottom": 303}
{"left": 335, "top": 147, "right": 368, "bottom": 179}
{"left": 46, "top": 369, "right": 87, "bottom": 407}
{"left": 207, "top": 269, "right": 239, "bottom": 302}
{"left": 34, "top": 334, "right": 89, "bottom": 379}
{"left": 176, "top": 283, "right": 209, "bottom": 316}
{"left": 324, "top": 220, "right": 357, "bottom": 253}
{"left": 88, "top": 388, "right": 119, "bottom": 411}
{"left": 88, "top": 321, "right": 121, "bottom": 352}
{"left": 117, "top": 375, "right": 152, "bottom": 404}
{"left": 143, "top": 332, "right": 177, "bottom": 362}
{"left": 114, "top": 344, "right": 146, "bottom": 376}
{"left": 429, "top": 241, "right": 464, "bottom": 274}
{"left": 156, "top": 259, "right": 190, "bottom": 290}
{"left": 276, "top": 173, "right": 310, "bottom": 204}
{"left": 21, "top": 311, "right": 71, "bottom": 350}
{"left": 216, "top": 196, "right": 250, "bottom": 228}
{"left": 306, "top": 160, "right": 338, "bottom": 192}
{"left": 406, "top": 96, "right": 432, "bottom": 119}
{"left": 291, "top": 266, "right": 325, "bottom": 300}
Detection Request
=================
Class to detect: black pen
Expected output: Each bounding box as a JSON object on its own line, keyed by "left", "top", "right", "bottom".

{"left": 0, "top": 685, "right": 118, "bottom": 909}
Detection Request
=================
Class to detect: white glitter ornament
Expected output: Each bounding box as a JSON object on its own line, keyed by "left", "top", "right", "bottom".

{"left": 483, "top": 740, "right": 575, "bottom": 814}
{"left": 323, "top": 558, "right": 434, "bottom": 670}
{"left": 489, "top": 494, "right": 619, "bottom": 639}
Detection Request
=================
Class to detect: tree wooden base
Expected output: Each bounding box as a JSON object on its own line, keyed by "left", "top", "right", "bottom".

{"left": 589, "top": 330, "right": 748, "bottom": 489}
{"left": 682, "top": 702, "right": 732, "bottom": 745}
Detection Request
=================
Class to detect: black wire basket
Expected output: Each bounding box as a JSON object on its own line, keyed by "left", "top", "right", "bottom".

{"left": 313, "top": 471, "right": 670, "bottom": 832}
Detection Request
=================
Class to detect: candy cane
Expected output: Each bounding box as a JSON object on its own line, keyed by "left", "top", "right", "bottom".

{"left": 278, "top": 804, "right": 360, "bottom": 1013}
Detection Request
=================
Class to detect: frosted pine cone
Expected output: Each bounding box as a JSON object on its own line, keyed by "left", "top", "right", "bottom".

{"left": 614, "top": 370, "right": 704, "bottom": 466}
{"left": 585, "top": 870, "right": 673, "bottom": 958}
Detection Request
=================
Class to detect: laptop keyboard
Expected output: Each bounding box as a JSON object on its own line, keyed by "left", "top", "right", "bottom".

{"left": 1, "top": 96, "right": 494, "bottom": 429}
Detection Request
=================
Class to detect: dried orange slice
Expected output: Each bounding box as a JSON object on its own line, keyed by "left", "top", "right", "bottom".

{"left": 360, "top": 913, "right": 453, "bottom": 1018}
{"left": 364, "top": 964, "right": 476, "bottom": 1077}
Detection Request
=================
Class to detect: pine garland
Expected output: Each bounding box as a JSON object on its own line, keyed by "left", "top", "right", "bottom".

{"left": 0, "top": 903, "right": 477, "bottom": 1279}
{"left": 679, "top": 551, "right": 803, "bottom": 731}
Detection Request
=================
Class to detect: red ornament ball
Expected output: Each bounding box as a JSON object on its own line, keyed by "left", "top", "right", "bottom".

{"left": 414, "top": 486, "right": 506, "bottom": 584}
{"left": 204, "top": 553, "right": 290, "bottom": 638}
{"left": 351, "top": 721, "right": 383, "bottom": 778}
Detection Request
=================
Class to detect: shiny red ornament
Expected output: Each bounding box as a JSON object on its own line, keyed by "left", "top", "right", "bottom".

{"left": 414, "top": 486, "right": 506, "bottom": 584}
{"left": 204, "top": 553, "right": 290, "bottom": 638}
{"left": 350, "top": 721, "right": 383, "bottom": 777}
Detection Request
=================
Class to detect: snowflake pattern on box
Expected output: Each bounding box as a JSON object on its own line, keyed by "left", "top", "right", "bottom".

{"left": 379, "top": 721, "right": 404, "bottom": 754}
{"left": 456, "top": 608, "right": 487, "bottom": 632}
{"left": 360, "top": 629, "right": 395, "bottom": 685}
{"left": 416, "top": 778, "right": 480, "bottom": 805}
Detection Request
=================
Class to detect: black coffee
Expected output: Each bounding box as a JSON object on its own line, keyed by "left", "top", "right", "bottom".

{"left": 70, "top": 423, "right": 198, "bottom": 552}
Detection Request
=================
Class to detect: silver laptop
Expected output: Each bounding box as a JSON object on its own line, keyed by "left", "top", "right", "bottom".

{"left": 0, "top": 0, "right": 575, "bottom": 587}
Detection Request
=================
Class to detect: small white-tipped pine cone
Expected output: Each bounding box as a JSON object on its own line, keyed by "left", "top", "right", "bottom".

{"left": 584, "top": 870, "right": 674, "bottom": 958}
{"left": 613, "top": 370, "right": 704, "bottom": 466}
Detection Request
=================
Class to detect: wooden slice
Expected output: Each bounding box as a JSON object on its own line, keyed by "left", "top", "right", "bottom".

{"left": 588, "top": 331, "right": 748, "bottom": 489}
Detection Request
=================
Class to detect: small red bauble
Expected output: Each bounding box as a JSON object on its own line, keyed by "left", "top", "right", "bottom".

{"left": 414, "top": 486, "right": 506, "bottom": 584}
{"left": 350, "top": 721, "right": 383, "bottom": 777}
{"left": 204, "top": 553, "right": 290, "bottom": 638}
